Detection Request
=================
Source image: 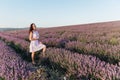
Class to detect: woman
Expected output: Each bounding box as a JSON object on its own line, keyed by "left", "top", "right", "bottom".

{"left": 29, "top": 23, "right": 46, "bottom": 64}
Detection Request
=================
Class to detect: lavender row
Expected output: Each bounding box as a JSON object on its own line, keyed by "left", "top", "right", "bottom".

{"left": 65, "top": 41, "right": 120, "bottom": 64}
{"left": 45, "top": 47, "right": 120, "bottom": 80}
{"left": 0, "top": 40, "right": 32, "bottom": 80}
{"left": 0, "top": 32, "right": 29, "bottom": 51}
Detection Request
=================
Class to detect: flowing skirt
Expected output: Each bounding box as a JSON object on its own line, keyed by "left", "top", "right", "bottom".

{"left": 29, "top": 40, "right": 46, "bottom": 52}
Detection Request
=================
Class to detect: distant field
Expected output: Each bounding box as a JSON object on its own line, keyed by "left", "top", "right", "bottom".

{"left": 0, "top": 21, "right": 120, "bottom": 80}
{"left": 0, "top": 28, "right": 27, "bottom": 31}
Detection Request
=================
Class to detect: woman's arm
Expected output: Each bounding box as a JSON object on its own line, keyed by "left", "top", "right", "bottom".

{"left": 29, "top": 32, "right": 38, "bottom": 41}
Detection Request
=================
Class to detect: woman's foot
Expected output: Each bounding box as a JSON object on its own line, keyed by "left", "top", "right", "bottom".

{"left": 32, "top": 61, "right": 36, "bottom": 64}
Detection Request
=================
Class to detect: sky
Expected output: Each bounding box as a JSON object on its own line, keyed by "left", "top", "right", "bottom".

{"left": 0, "top": 0, "right": 120, "bottom": 28}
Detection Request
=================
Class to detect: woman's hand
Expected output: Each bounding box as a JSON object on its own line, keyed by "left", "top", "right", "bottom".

{"left": 31, "top": 38, "right": 38, "bottom": 40}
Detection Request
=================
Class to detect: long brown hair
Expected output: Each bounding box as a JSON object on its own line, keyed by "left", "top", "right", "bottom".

{"left": 29, "top": 23, "right": 36, "bottom": 34}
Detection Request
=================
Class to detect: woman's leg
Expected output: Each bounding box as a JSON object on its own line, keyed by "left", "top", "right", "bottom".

{"left": 39, "top": 42, "right": 46, "bottom": 57}
{"left": 31, "top": 52, "right": 35, "bottom": 64}
{"left": 42, "top": 45, "right": 46, "bottom": 57}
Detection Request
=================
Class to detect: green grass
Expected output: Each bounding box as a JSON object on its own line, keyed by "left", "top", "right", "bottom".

{"left": 108, "top": 37, "right": 119, "bottom": 45}
{"left": 0, "top": 77, "right": 5, "bottom": 80}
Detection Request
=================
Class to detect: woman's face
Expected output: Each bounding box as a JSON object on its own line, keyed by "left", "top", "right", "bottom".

{"left": 32, "top": 24, "right": 36, "bottom": 30}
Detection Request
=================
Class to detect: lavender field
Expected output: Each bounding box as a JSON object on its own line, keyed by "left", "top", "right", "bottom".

{"left": 0, "top": 21, "right": 120, "bottom": 80}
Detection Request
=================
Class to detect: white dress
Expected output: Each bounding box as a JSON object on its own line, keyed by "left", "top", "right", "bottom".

{"left": 29, "top": 30, "right": 46, "bottom": 52}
